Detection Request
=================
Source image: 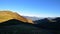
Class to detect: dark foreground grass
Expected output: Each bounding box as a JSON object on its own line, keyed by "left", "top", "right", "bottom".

{"left": 0, "top": 19, "right": 58, "bottom": 34}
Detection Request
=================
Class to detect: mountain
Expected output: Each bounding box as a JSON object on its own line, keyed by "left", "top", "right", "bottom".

{"left": 34, "top": 18, "right": 56, "bottom": 24}
{"left": 0, "top": 10, "right": 60, "bottom": 34}
{"left": 23, "top": 16, "right": 44, "bottom": 21}
{"left": 0, "top": 10, "right": 33, "bottom": 24}
{"left": 34, "top": 17, "right": 60, "bottom": 30}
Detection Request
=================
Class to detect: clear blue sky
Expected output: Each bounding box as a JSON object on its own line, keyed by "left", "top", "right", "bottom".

{"left": 0, "top": 0, "right": 60, "bottom": 17}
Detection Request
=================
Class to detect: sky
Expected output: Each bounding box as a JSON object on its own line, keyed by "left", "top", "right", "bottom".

{"left": 0, "top": 0, "right": 60, "bottom": 17}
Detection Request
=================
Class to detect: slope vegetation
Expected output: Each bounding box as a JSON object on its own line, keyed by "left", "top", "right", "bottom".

{"left": 0, "top": 10, "right": 33, "bottom": 24}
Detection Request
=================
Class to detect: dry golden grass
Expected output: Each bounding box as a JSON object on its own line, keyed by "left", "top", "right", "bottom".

{"left": 0, "top": 10, "right": 33, "bottom": 24}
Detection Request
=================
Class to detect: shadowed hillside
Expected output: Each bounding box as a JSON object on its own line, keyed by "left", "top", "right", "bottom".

{"left": 34, "top": 17, "right": 60, "bottom": 30}
{"left": 34, "top": 17, "right": 60, "bottom": 34}
{"left": 0, "top": 19, "right": 53, "bottom": 34}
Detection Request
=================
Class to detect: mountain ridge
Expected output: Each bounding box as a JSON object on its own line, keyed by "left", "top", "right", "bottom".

{"left": 0, "top": 10, "right": 33, "bottom": 24}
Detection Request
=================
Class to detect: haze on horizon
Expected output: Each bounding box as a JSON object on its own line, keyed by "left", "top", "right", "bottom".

{"left": 0, "top": 0, "right": 60, "bottom": 17}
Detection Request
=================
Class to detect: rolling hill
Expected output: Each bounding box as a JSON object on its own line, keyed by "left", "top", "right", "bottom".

{"left": 0, "top": 10, "right": 33, "bottom": 24}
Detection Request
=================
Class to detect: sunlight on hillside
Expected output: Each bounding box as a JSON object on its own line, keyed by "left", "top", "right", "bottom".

{"left": 0, "top": 10, "right": 33, "bottom": 24}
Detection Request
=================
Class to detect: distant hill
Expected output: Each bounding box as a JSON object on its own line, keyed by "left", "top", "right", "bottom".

{"left": 34, "top": 18, "right": 56, "bottom": 24}
{"left": 34, "top": 17, "right": 60, "bottom": 30}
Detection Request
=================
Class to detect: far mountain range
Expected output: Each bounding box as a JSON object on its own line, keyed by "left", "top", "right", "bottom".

{"left": 23, "top": 16, "right": 44, "bottom": 21}
{"left": 23, "top": 16, "right": 56, "bottom": 21}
